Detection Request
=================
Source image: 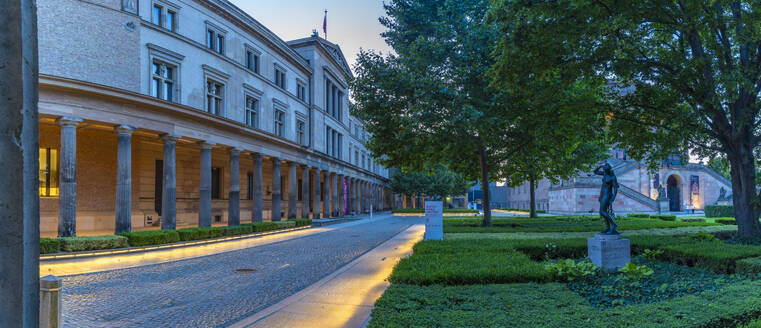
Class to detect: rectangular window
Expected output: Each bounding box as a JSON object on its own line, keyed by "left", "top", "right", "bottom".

{"left": 355, "top": 150, "right": 359, "bottom": 166}
{"left": 216, "top": 34, "right": 224, "bottom": 54}
{"left": 246, "top": 50, "right": 259, "bottom": 73}
{"left": 211, "top": 167, "right": 221, "bottom": 199}
{"left": 206, "top": 80, "right": 223, "bottom": 115}
{"left": 151, "top": 61, "right": 175, "bottom": 102}
{"left": 337, "top": 134, "right": 343, "bottom": 158}
{"left": 39, "top": 148, "right": 59, "bottom": 197}
{"left": 166, "top": 10, "right": 176, "bottom": 31}
{"left": 296, "top": 120, "right": 305, "bottom": 145}
{"left": 274, "top": 109, "right": 285, "bottom": 137}
{"left": 247, "top": 172, "right": 253, "bottom": 200}
{"left": 245, "top": 96, "right": 258, "bottom": 127}
{"left": 206, "top": 29, "right": 215, "bottom": 49}
{"left": 274, "top": 67, "right": 286, "bottom": 88}
{"left": 152, "top": 4, "right": 163, "bottom": 25}
{"left": 296, "top": 83, "right": 306, "bottom": 101}
{"left": 337, "top": 91, "right": 343, "bottom": 121}
{"left": 298, "top": 179, "right": 303, "bottom": 201}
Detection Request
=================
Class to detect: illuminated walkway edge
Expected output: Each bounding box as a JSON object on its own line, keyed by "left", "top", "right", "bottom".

{"left": 228, "top": 224, "right": 425, "bottom": 328}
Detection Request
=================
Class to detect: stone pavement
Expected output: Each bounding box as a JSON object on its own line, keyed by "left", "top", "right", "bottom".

{"left": 229, "top": 224, "right": 424, "bottom": 328}
{"left": 59, "top": 215, "right": 422, "bottom": 327}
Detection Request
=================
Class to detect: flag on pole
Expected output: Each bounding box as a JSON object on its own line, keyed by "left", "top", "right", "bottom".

{"left": 323, "top": 10, "right": 327, "bottom": 39}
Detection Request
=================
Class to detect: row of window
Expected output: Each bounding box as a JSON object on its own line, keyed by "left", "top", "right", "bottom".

{"left": 325, "top": 79, "right": 343, "bottom": 121}
{"left": 326, "top": 126, "right": 343, "bottom": 158}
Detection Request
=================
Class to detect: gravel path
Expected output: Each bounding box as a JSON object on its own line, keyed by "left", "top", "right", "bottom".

{"left": 61, "top": 216, "right": 420, "bottom": 328}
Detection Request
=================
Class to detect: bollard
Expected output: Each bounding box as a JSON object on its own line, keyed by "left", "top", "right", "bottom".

{"left": 40, "top": 275, "right": 62, "bottom": 328}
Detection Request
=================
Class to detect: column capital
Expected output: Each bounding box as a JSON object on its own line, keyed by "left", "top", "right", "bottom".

{"left": 115, "top": 125, "right": 135, "bottom": 135}
{"left": 199, "top": 141, "right": 215, "bottom": 150}
{"left": 161, "top": 133, "right": 181, "bottom": 143}
{"left": 229, "top": 147, "right": 242, "bottom": 155}
{"left": 56, "top": 116, "right": 83, "bottom": 127}
{"left": 271, "top": 156, "right": 281, "bottom": 163}
{"left": 250, "top": 152, "right": 263, "bottom": 160}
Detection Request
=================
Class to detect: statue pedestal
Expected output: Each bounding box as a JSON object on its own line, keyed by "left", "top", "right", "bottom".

{"left": 588, "top": 234, "right": 630, "bottom": 271}
{"left": 658, "top": 199, "right": 669, "bottom": 213}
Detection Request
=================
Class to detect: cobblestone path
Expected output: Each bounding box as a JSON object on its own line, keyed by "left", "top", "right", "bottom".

{"left": 61, "top": 216, "right": 418, "bottom": 328}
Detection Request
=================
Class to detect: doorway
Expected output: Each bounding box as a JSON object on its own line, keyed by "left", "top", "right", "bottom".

{"left": 667, "top": 175, "right": 680, "bottom": 211}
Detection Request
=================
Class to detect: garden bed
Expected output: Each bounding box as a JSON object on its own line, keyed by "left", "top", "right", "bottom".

{"left": 442, "top": 216, "right": 717, "bottom": 233}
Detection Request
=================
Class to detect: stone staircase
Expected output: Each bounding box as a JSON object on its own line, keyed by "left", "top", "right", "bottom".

{"left": 617, "top": 184, "right": 658, "bottom": 210}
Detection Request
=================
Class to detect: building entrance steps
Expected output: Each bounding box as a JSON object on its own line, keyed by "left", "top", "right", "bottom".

{"left": 229, "top": 224, "right": 425, "bottom": 328}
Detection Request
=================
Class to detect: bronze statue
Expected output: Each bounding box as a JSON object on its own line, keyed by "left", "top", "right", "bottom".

{"left": 594, "top": 162, "right": 619, "bottom": 234}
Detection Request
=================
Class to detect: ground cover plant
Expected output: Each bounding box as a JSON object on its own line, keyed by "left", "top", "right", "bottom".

{"left": 59, "top": 235, "right": 129, "bottom": 252}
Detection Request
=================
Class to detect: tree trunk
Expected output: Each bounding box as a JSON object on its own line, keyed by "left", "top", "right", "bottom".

{"left": 727, "top": 140, "right": 761, "bottom": 238}
{"left": 412, "top": 193, "right": 416, "bottom": 209}
{"left": 403, "top": 195, "right": 407, "bottom": 209}
{"left": 529, "top": 172, "right": 537, "bottom": 218}
{"left": 478, "top": 146, "right": 492, "bottom": 226}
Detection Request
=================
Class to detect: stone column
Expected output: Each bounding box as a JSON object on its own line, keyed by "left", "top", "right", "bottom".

{"left": 353, "top": 179, "right": 359, "bottom": 214}
{"left": 321, "top": 170, "right": 329, "bottom": 217}
{"left": 57, "top": 116, "right": 82, "bottom": 237}
{"left": 337, "top": 174, "right": 345, "bottom": 216}
{"left": 198, "top": 142, "right": 214, "bottom": 227}
{"left": 312, "top": 168, "right": 320, "bottom": 219}
{"left": 288, "top": 161, "right": 298, "bottom": 219}
{"left": 302, "top": 165, "right": 310, "bottom": 219}
{"left": 331, "top": 173, "right": 338, "bottom": 216}
{"left": 228, "top": 148, "right": 241, "bottom": 226}
{"left": 251, "top": 153, "right": 263, "bottom": 222}
{"left": 347, "top": 178, "right": 353, "bottom": 215}
{"left": 1, "top": 3, "right": 40, "bottom": 323}
{"left": 271, "top": 157, "right": 281, "bottom": 221}
{"left": 161, "top": 134, "right": 179, "bottom": 230}
{"left": 114, "top": 125, "right": 135, "bottom": 234}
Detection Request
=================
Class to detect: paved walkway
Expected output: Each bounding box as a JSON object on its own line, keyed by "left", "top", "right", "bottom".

{"left": 59, "top": 215, "right": 422, "bottom": 327}
{"left": 230, "top": 224, "right": 424, "bottom": 328}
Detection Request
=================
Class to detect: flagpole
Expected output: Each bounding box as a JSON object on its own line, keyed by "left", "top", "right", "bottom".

{"left": 323, "top": 9, "right": 327, "bottom": 40}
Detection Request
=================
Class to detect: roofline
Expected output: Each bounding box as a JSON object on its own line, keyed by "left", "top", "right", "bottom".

{"left": 288, "top": 37, "right": 353, "bottom": 79}
{"left": 201, "top": 0, "right": 313, "bottom": 74}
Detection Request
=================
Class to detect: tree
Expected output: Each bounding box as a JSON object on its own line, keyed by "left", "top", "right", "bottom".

{"left": 351, "top": 0, "right": 516, "bottom": 226}
{"left": 389, "top": 165, "right": 470, "bottom": 208}
{"left": 707, "top": 156, "right": 732, "bottom": 180}
{"left": 491, "top": 0, "right": 761, "bottom": 238}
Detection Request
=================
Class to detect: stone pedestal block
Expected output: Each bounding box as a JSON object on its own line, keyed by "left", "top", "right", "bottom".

{"left": 588, "top": 234, "right": 630, "bottom": 271}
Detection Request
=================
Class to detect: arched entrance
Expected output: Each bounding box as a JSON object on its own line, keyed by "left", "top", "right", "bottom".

{"left": 667, "top": 175, "right": 681, "bottom": 211}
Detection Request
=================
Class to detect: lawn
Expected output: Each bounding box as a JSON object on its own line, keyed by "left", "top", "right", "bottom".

{"left": 443, "top": 216, "right": 718, "bottom": 233}
{"left": 369, "top": 218, "right": 761, "bottom": 327}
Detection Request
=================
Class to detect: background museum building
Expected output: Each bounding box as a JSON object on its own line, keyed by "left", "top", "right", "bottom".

{"left": 37, "top": 0, "right": 392, "bottom": 237}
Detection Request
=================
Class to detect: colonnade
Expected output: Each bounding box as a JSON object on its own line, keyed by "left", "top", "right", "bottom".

{"left": 53, "top": 117, "right": 392, "bottom": 237}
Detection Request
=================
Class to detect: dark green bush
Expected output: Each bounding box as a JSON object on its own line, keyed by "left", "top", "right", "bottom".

{"left": 681, "top": 218, "right": 707, "bottom": 223}
{"left": 705, "top": 205, "right": 734, "bottom": 218}
{"left": 443, "top": 216, "right": 716, "bottom": 233}
{"left": 59, "top": 235, "right": 128, "bottom": 252}
{"left": 737, "top": 257, "right": 761, "bottom": 275}
{"left": 716, "top": 218, "right": 737, "bottom": 225}
{"left": 177, "top": 227, "right": 212, "bottom": 241}
{"left": 218, "top": 225, "right": 253, "bottom": 236}
{"left": 248, "top": 221, "right": 296, "bottom": 232}
{"left": 391, "top": 208, "right": 424, "bottom": 213}
{"left": 40, "top": 238, "right": 61, "bottom": 254}
{"left": 292, "top": 219, "right": 312, "bottom": 227}
{"left": 658, "top": 241, "right": 761, "bottom": 273}
{"left": 627, "top": 213, "right": 651, "bottom": 218}
{"left": 120, "top": 230, "right": 180, "bottom": 247}
{"left": 650, "top": 214, "right": 677, "bottom": 221}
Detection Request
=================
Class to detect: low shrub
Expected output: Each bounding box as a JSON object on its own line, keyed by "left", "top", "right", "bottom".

{"left": 249, "top": 221, "right": 296, "bottom": 232}
{"left": 617, "top": 262, "right": 654, "bottom": 280}
{"left": 40, "top": 238, "right": 61, "bottom": 254}
{"left": 651, "top": 214, "right": 677, "bottom": 221}
{"left": 658, "top": 241, "right": 761, "bottom": 273}
{"left": 705, "top": 204, "right": 734, "bottom": 218}
{"left": 59, "top": 235, "right": 128, "bottom": 252}
{"left": 716, "top": 218, "right": 737, "bottom": 225}
{"left": 177, "top": 227, "right": 212, "bottom": 241}
{"left": 546, "top": 259, "right": 597, "bottom": 281}
{"left": 220, "top": 225, "right": 253, "bottom": 236}
{"left": 292, "top": 219, "right": 312, "bottom": 227}
{"left": 737, "top": 257, "right": 761, "bottom": 275}
{"left": 627, "top": 213, "right": 651, "bottom": 218}
{"left": 391, "top": 208, "right": 424, "bottom": 213}
{"left": 505, "top": 238, "right": 588, "bottom": 260}
{"left": 120, "top": 230, "right": 180, "bottom": 247}
{"left": 681, "top": 218, "right": 707, "bottom": 223}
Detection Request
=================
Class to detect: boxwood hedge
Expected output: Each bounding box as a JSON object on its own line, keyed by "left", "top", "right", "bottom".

{"left": 40, "top": 238, "right": 61, "bottom": 254}
{"left": 120, "top": 230, "right": 180, "bottom": 247}
{"left": 59, "top": 235, "right": 128, "bottom": 252}
{"left": 705, "top": 205, "right": 734, "bottom": 218}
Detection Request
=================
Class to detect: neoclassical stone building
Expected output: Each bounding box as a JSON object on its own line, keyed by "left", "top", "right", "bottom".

{"left": 37, "top": 0, "right": 392, "bottom": 237}
{"left": 504, "top": 149, "right": 732, "bottom": 214}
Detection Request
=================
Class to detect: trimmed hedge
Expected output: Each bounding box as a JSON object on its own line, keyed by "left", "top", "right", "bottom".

{"left": 443, "top": 216, "right": 716, "bottom": 233}
{"left": 40, "top": 238, "right": 61, "bottom": 254}
{"left": 658, "top": 241, "right": 761, "bottom": 273}
{"left": 220, "top": 225, "right": 253, "bottom": 236}
{"left": 392, "top": 208, "right": 479, "bottom": 214}
{"left": 496, "top": 208, "right": 548, "bottom": 214}
{"left": 120, "top": 230, "right": 180, "bottom": 247}
{"left": 651, "top": 214, "right": 677, "bottom": 221}
{"left": 705, "top": 205, "right": 734, "bottom": 218}
{"left": 59, "top": 235, "right": 128, "bottom": 252}
{"left": 716, "top": 218, "right": 737, "bottom": 225}
{"left": 737, "top": 257, "right": 761, "bottom": 275}
{"left": 292, "top": 219, "right": 312, "bottom": 227}
{"left": 177, "top": 227, "right": 214, "bottom": 241}
{"left": 681, "top": 218, "right": 707, "bottom": 223}
{"left": 627, "top": 213, "right": 651, "bottom": 218}
{"left": 249, "top": 221, "right": 296, "bottom": 232}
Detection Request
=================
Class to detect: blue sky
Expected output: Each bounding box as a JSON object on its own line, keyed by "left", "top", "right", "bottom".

{"left": 229, "top": 0, "right": 394, "bottom": 72}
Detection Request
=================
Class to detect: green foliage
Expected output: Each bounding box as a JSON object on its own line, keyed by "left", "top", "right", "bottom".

{"left": 545, "top": 259, "right": 597, "bottom": 282}
{"left": 684, "top": 232, "right": 718, "bottom": 242}
{"left": 717, "top": 218, "right": 738, "bottom": 225}
{"left": 218, "top": 225, "right": 253, "bottom": 236}
{"left": 390, "top": 165, "right": 469, "bottom": 200}
{"left": 59, "top": 235, "right": 128, "bottom": 252}
{"left": 120, "top": 230, "right": 180, "bottom": 247}
{"left": 658, "top": 242, "right": 761, "bottom": 274}
{"left": 39, "top": 238, "right": 61, "bottom": 254}
{"left": 505, "top": 239, "right": 588, "bottom": 260}
{"left": 618, "top": 262, "right": 654, "bottom": 280}
{"left": 642, "top": 249, "right": 663, "bottom": 261}
{"left": 369, "top": 281, "right": 761, "bottom": 328}
{"left": 291, "top": 219, "right": 312, "bottom": 227}
{"left": 705, "top": 205, "right": 735, "bottom": 218}
{"left": 248, "top": 221, "right": 296, "bottom": 232}
{"left": 177, "top": 227, "right": 215, "bottom": 241}
{"left": 627, "top": 213, "right": 651, "bottom": 218}
{"left": 681, "top": 218, "right": 707, "bottom": 223}
{"left": 736, "top": 257, "right": 761, "bottom": 275}
{"left": 391, "top": 240, "right": 550, "bottom": 285}
{"left": 393, "top": 208, "right": 478, "bottom": 214}
{"left": 651, "top": 214, "right": 676, "bottom": 221}
{"left": 443, "top": 216, "right": 716, "bottom": 233}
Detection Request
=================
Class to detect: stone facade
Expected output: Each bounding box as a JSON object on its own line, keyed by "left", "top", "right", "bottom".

{"left": 37, "top": 0, "right": 392, "bottom": 236}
